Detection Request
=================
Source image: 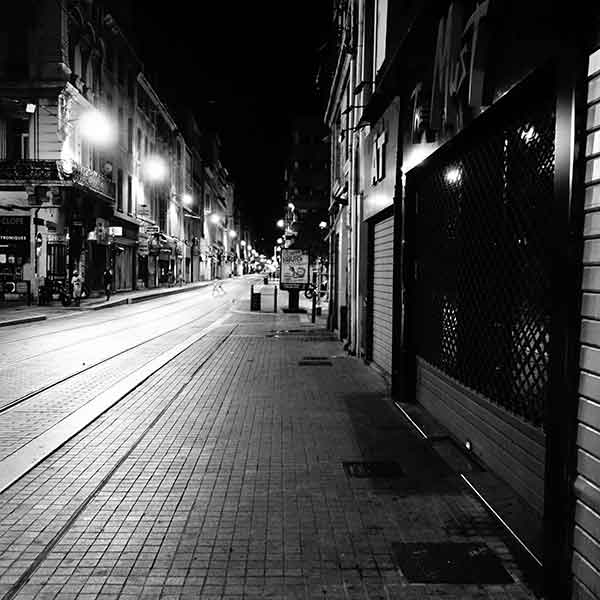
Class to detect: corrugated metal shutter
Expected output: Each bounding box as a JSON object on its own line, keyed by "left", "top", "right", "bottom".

{"left": 371, "top": 215, "right": 394, "bottom": 376}
{"left": 572, "top": 49, "right": 600, "bottom": 600}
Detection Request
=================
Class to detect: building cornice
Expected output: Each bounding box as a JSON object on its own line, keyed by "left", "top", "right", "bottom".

{"left": 325, "top": 49, "right": 351, "bottom": 126}
{"left": 136, "top": 73, "right": 178, "bottom": 131}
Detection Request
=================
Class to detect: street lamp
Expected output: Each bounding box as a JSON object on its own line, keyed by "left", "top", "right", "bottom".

{"left": 182, "top": 193, "right": 193, "bottom": 206}
{"left": 276, "top": 219, "right": 285, "bottom": 228}
{"left": 240, "top": 240, "right": 246, "bottom": 247}
{"left": 276, "top": 237, "right": 283, "bottom": 245}
{"left": 228, "top": 230, "right": 237, "bottom": 238}
{"left": 78, "top": 109, "right": 116, "bottom": 146}
{"left": 144, "top": 155, "right": 168, "bottom": 181}
{"left": 319, "top": 221, "right": 328, "bottom": 229}
{"left": 288, "top": 202, "right": 295, "bottom": 211}
{"left": 209, "top": 213, "right": 221, "bottom": 224}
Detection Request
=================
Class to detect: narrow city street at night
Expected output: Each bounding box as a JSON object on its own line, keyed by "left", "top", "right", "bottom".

{"left": 1, "top": 1, "right": 598, "bottom": 598}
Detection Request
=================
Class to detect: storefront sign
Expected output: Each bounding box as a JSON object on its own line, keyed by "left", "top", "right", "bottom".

{"left": 280, "top": 248, "right": 309, "bottom": 290}
{"left": 47, "top": 233, "right": 67, "bottom": 244}
{"left": 0, "top": 215, "right": 29, "bottom": 258}
{"left": 430, "top": 0, "right": 490, "bottom": 134}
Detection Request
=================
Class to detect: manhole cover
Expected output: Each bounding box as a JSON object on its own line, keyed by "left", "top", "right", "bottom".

{"left": 298, "top": 360, "right": 332, "bottom": 366}
{"left": 343, "top": 461, "right": 404, "bottom": 478}
{"left": 391, "top": 542, "right": 513, "bottom": 584}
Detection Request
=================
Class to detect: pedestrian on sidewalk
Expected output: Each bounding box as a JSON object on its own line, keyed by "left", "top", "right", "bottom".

{"left": 71, "top": 270, "right": 83, "bottom": 307}
{"left": 212, "top": 276, "right": 225, "bottom": 295}
{"left": 103, "top": 267, "right": 113, "bottom": 301}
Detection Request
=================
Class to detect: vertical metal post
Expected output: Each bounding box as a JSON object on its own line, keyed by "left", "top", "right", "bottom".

{"left": 311, "top": 293, "right": 316, "bottom": 323}
{"left": 274, "top": 286, "right": 278, "bottom": 313}
{"left": 543, "top": 49, "right": 586, "bottom": 600}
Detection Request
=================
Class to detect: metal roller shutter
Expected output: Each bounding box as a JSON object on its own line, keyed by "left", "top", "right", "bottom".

{"left": 571, "top": 50, "right": 600, "bottom": 600}
{"left": 371, "top": 215, "right": 394, "bottom": 376}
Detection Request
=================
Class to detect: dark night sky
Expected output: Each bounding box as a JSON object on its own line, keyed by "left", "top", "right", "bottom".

{"left": 116, "top": 1, "right": 332, "bottom": 251}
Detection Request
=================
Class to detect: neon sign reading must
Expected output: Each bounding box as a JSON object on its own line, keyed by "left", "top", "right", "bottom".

{"left": 430, "top": 0, "right": 490, "bottom": 134}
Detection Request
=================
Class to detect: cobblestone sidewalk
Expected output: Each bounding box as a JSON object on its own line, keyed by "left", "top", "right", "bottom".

{"left": 0, "top": 310, "right": 539, "bottom": 599}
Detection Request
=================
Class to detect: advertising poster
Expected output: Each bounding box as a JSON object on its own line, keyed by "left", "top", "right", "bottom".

{"left": 280, "top": 248, "right": 309, "bottom": 290}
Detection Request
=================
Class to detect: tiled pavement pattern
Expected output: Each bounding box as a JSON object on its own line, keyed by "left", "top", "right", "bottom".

{"left": 0, "top": 282, "right": 243, "bottom": 407}
{"left": 0, "top": 312, "right": 538, "bottom": 598}
{"left": 0, "top": 308, "right": 231, "bottom": 460}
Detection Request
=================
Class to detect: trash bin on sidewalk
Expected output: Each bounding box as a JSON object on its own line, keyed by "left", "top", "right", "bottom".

{"left": 250, "top": 285, "right": 261, "bottom": 311}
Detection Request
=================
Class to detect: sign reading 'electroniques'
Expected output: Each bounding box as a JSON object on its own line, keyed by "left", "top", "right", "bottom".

{"left": 0, "top": 215, "right": 30, "bottom": 258}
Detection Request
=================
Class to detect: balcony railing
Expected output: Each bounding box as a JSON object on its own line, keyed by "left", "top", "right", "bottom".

{"left": 0, "top": 159, "right": 115, "bottom": 201}
{"left": 68, "top": 162, "right": 115, "bottom": 200}
{"left": 0, "top": 159, "right": 60, "bottom": 182}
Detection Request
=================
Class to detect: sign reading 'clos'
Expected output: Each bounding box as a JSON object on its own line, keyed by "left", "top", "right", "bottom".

{"left": 0, "top": 215, "right": 30, "bottom": 258}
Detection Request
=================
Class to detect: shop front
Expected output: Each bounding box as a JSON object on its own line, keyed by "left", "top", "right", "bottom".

{"left": 148, "top": 232, "right": 176, "bottom": 287}
{"left": 109, "top": 219, "right": 139, "bottom": 291}
{"left": 0, "top": 212, "right": 29, "bottom": 298}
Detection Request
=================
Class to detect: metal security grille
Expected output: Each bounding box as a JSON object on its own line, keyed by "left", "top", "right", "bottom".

{"left": 411, "top": 73, "right": 555, "bottom": 427}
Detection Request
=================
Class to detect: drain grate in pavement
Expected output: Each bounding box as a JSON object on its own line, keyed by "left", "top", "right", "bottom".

{"left": 343, "top": 461, "right": 404, "bottom": 478}
{"left": 391, "top": 542, "right": 514, "bottom": 584}
{"left": 298, "top": 359, "right": 332, "bottom": 366}
{"left": 267, "top": 329, "right": 337, "bottom": 341}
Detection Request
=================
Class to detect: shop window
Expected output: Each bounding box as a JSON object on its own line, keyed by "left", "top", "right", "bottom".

{"left": 372, "top": 131, "right": 386, "bottom": 184}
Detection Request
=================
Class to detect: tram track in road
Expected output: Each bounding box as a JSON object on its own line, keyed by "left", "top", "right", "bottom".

{"left": 0, "top": 298, "right": 230, "bottom": 415}
{"left": 0, "top": 284, "right": 222, "bottom": 351}
{"left": 0, "top": 324, "right": 239, "bottom": 600}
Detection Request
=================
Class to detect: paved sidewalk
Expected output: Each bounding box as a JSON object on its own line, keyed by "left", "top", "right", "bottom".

{"left": 0, "top": 278, "right": 228, "bottom": 327}
{"left": 0, "top": 295, "right": 541, "bottom": 599}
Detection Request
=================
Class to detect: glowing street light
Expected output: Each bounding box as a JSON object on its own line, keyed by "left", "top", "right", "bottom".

{"left": 78, "top": 109, "right": 116, "bottom": 146}
{"left": 209, "top": 213, "right": 221, "bottom": 224}
{"left": 182, "top": 193, "right": 193, "bottom": 206}
{"left": 276, "top": 219, "right": 285, "bottom": 228}
{"left": 228, "top": 230, "right": 237, "bottom": 238}
{"left": 288, "top": 202, "right": 295, "bottom": 211}
{"left": 144, "top": 155, "right": 168, "bottom": 181}
{"left": 318, "top": 221, "right": 328, "bottom": 229}
{"left": 240, "top": 240, "right": 246, "bottom": 247}
{"left": 276, "top": 237, "right": 283, "bottom": 245}
{"left": 444, "top": 167, "right": 462, "bottom": 185}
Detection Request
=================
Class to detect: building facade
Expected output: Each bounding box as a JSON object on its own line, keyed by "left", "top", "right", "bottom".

{"left": 325, "top": 1, "right": 599, "bottom": 598}
{"left": 0, "top": 0, "right": 245, "bottom": 300}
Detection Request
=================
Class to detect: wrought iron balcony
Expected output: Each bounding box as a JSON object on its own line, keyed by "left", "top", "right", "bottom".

{"left": 0, "top": 159, "right": 115, "bottom": 202}
{"left": 0, "top": 159, "right": 60, "bottom": 182}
